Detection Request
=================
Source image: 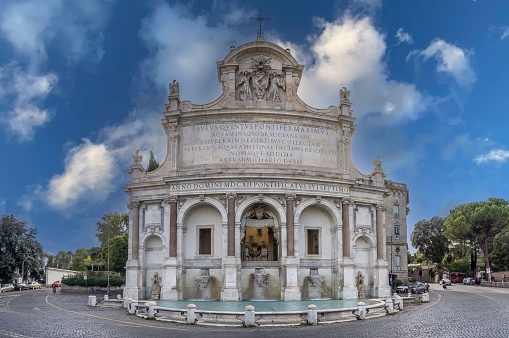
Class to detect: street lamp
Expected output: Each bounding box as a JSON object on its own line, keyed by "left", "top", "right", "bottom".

{"left": 390, "top": 234, "right": 393, "bottom": 292}
{"left": 107, "top": 224, "right": 111, "bottom": 296}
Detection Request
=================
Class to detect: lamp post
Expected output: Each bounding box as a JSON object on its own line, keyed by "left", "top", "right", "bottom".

{"left": 390, "top": 235, "right": 393, "bottom": 292}
{"left": 107, "top": 224, "right": 111, "bottom": 296}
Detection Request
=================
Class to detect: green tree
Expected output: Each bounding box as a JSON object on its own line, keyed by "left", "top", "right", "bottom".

{"left": 147, "top": 150, "right": 159, "bottom": 172}
{"left": 53, "top": 250, "right": 73, "bottom": 269}
{"left": 0, "top": 215, "right": 43, "bottom": 282}
{"left": 71, "top": 248, "right": 88, "bottom": 271}
{"left": 101, "top": 235, "right": 128, "bottom": 274}
{"left": 411, "top": 217, "right": 450, "bottom": 263}
{"left": 445, "top": 198, "right": 509, "bottom": 281}
{"left": 491, "top": 226, "right": 509, "bottom": 271}
{"left": 96, "top": 212, "right": 128, "bottom": 247}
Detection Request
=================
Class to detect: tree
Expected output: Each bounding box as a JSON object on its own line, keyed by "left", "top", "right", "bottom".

{"left": 411, "top": 217, "right": 450, "bottom": 264}
{"left": 491, "top": 226, "right": 509, "bottom": 271}
{"left": 147, "top": 150, "right": 159, "bottom": 172}
{"left": 104, "top": 235, "right": 128, "bottom": 274}
{"left": 52, "top": 251, "right": 73, "bottom": 269}
{"left": 96, "top": 212, "right": 128, "bottom": 247}
{"left": 0, "top": 215, "right": 43, "bottom": 282}
{"left": 445, "top": 198, "right": 509, "bottom": 281}
{"left": 70, "top": 248, "right": 88, "bottom": 271}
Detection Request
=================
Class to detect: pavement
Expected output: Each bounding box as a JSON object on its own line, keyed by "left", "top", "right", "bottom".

{"left": 1, "top": 284, "right": 509, "bottom": 337}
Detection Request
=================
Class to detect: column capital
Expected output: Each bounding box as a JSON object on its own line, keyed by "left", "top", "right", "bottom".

{"left": 376, "top": 204, "right": 386, "bottom": 211}
{"left": 342, "top": 197, "right": 351, "bottom": 205}
{"left": 165, "top": 195, "right": 179, "bottom": 204}
{"left": 285, "top": 193, "right": 296, "bottom": 201}
{"left": 128, "top": 200, "right": 140, "bottom": 209}
{"left": 227, "top": 192, "right": 237, "bottom": 200}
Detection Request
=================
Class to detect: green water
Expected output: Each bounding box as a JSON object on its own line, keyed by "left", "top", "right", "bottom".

{"left": 156, "top": 298, "right": 375, "bottom": 312}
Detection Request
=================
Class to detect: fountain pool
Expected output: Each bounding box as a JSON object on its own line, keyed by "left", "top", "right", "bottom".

{"left": 156, "top": 298, "right": 376, "bottom": 312}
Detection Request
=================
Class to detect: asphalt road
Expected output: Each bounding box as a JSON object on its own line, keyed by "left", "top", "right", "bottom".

{"left": 1, "top": 284, "right": 508, "bottom": 338}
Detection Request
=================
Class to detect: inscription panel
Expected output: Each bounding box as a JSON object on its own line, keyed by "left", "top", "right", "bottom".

{"left": 181, "top": 122, "right": 338, "bottom": 168}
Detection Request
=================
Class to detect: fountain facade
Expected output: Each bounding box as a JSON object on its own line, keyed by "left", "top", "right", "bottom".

{"left": 193, "top": 269, "right": 216, "bottom": 300}
{"left": 303, "top": 268, "right": 327, "bottom": 300}
{"left": 246, "top": 268, "right": 278, "bottom": 300}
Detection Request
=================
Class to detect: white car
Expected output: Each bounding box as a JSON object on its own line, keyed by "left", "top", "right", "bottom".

{"left": 462, "top": 277, "right": 475, "bottom": 285}
{"left": 440, "top": 278, "right": 451, "bottom": 286}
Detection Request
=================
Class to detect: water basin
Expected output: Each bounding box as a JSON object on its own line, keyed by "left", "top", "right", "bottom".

{"left": 156, "top": 298, "right": 376, "bottom": 312}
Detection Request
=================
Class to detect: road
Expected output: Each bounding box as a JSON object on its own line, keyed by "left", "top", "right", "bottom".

{"left": 0, "top": 284, "right": 508, "bottom": 338}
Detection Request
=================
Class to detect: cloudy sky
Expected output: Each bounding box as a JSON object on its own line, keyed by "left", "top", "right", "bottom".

{"left": 1, "top": 0, "right": 508, "bottom": 255}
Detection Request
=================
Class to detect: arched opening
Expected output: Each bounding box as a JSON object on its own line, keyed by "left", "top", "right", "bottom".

{"left": 241, "top": 203, "right": 280, "bottom": 262}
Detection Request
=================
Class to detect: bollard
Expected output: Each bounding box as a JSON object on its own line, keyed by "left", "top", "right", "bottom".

{"left": 407, "top": 290, "right": 412, "bottom": 298}
{"left": 104, "top": 294, "right": 109, "bottom": 301}
{"left": 244, "top": 305, "right": 256, "bottom": 327}
{"left": 385, "top": 298, "right": 394, "bottom": 314}
{"left": 307, "top": 304, "right": 317, "bottom": 325}
{"left": 117, "top": 294, "right": 121, "bottom": 300}
{"left": 88, "top": 295, "right": 97, "bottom": 307}
{"left": 52, "top": 286, "right": 56, "bottom": 294}
{"left": 421, "top": 292, "right": 429, "bottom": 302}
{"left": 146, "top": 301, "right": 157, "bottom": 318}
{"left": 123, "top": 297, "right": 131, "bottom": 309}
{"left": 393, "top": 293, "right": 403, "bottom": 310}
{"left": 128, "top": 301, "right": 138, "bottom": 314}
{"left": 353, "top": 301, "right": 367, "bottom": 320}
{"left": 187, "top": 304, "right": 197, "bottom": 324}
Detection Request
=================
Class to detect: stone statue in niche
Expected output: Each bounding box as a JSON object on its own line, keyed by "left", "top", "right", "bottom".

{"left": 356, "top": 272, "right": 366, "bottom": 298}
{"left": 268, "top": 73, "right": 285, "bottom": 102}
{"left": 151, "top": 272, "right": 161, "bottom": 300}
{"left": 236, "top": 70, "right": 252, "bottom": 101}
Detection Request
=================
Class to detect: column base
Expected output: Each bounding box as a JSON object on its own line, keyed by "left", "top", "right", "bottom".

{"left": 283, "top": 257, "right": 301, "bottom": 301}
{"left": 123, "top": 287, "right": 142, "bottom": 300}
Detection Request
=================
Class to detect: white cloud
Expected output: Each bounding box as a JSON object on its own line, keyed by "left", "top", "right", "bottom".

{"left": 298, "top": 15, "right": 428, "bottom": 124}
{"left": 395, "top": 28, "right": 413, "bottom": 45}
{"left": 408, "top": 39, "right": 476, "bottom": 88}
{"left": 0, "top": 0, "right": 111, "bottom": 65}
{"left": 474, "top": 149, "right": 509, "bottom": 164}
{"left": 0, "top": 65, "right": 57, "bottom": 141}
{"left": 46, "top": 139, "right": 115, "bottom": 213}
{"left": 139, "top": 2, "right": 249, "bottom": 102}
{"left": 501, "top": 27, "right": 509, "bottom": 40}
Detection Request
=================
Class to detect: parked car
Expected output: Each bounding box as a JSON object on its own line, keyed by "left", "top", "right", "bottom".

{"left": 27, "top": 281, "right": 42, "bottom": 289}
{"left": 463, "top": 277, "right": 475, "bottom": 285}
{"left": 440, "top": 278, "right": 451, "bottom": 286}
{"left": 396, "top": 282, "right": 416, "bottom": 293}
{"left": 14, "top": 283, "right": 29, "bottom": 291}
{"left": 51, "top": 281, "right": 62, "bottom": 287}
{"left": 1, "top": 283, "right": 15, "bottom": 292}
{"left": 411, "top": 282, "right": 428, "bottom": 294}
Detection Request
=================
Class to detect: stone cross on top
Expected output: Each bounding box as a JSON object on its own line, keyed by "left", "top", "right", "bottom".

{"left": 250, "top": 9, "right": 270, "bottom": 37}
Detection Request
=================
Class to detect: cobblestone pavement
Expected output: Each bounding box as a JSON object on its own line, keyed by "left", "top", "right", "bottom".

{"left": 0, "top": 284, "right": 508, "bottom": 338}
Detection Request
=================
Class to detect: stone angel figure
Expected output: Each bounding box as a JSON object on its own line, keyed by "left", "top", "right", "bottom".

{"left": 340, "top": 86, "right": 350, "bottom": 102}
{"left": 236, "top": 70, "right": 252, "bottom": 101}
{"left": 268, "top": 73, "right": 285, "bottom": 102}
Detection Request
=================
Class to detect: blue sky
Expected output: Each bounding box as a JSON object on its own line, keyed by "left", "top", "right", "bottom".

{"left": 1, "top": 0, "right": 508, "bottom": 255}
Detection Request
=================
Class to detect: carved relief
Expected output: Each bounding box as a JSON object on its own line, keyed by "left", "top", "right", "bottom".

{"left": 235, "top": 56, "right": 286, "bottom": 102}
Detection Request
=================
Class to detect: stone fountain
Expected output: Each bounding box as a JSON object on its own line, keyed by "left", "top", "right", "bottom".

{"left": 303, "top": 268, "right": 326, "bottom": 299}
{"left": 249, "top": 267, "right": 272, "bottom": 300}
{"left": 193, "top": 269, "right": 215, "bottom": 300}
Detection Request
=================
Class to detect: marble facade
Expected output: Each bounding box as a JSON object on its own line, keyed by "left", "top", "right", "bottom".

{"left": 123, "top": 36, "right": 409, "bottom": 301}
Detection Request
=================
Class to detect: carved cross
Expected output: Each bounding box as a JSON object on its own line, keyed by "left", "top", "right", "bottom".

{"left": 250, "top": 9, "right": 270, "bottom": 37}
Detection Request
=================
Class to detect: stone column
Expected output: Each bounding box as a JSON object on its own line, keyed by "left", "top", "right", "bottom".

{"left": 131, "top": 201, "right": 140, "bottom": 260}
{"left": 124, "top": 200, "right": 141, "bottom": 300}
{"left": 376, "top": 205, "right": 384, "bottom": 260}
{"left": 286, "top": 194, "right": 296, "bottom": 257}
{"left": 227, "top": 193, "right": 236, "bottom": 256}
{"left": 167, "top": 196, "right": 178, "bottom": 258}
{"left": 342, "top": 198, "right": 351, "bottom": 258}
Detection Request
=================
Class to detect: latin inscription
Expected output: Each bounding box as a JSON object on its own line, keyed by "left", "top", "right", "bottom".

{"left": 181, "top": 122, "right": 338, "bottom": 167}
{"left": 170, "top": 181, "right": 349, "bottom": 193}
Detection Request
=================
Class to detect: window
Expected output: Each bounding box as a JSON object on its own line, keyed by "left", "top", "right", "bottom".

{"left": 199, "top": 228, "right": 212, "bottom": 255}
{"left": 257, "top": 228, "right": 262, "bottom": 237}
{"left": 395, "top": 255, "right": 401, "bottom": 271}
{"left": 307, "top": 229, "right": 320, "bottom": 255}
{"left": 394, "top": 205, "right": 399, "bottom": 218}
{"left": 394, "top": 225, "right": 400, "bottom": 239}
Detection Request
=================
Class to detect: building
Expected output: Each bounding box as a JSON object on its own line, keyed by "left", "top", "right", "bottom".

{"left": 123, "top": 36, "right": 409, "bottom": 301}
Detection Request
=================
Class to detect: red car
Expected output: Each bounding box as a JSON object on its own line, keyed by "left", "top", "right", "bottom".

{"left": 51, "top": 281, "right": 62, "bottom": 287}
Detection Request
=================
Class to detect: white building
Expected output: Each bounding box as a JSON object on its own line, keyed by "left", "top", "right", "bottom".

{"left": 123, "top": 36, "right": 409, "bottom": 301}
